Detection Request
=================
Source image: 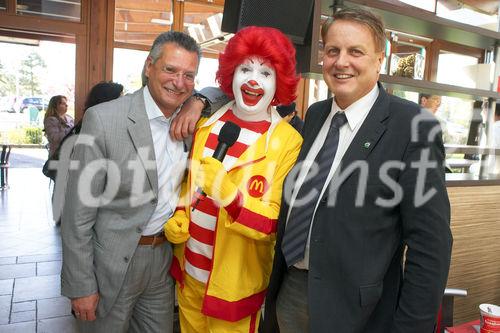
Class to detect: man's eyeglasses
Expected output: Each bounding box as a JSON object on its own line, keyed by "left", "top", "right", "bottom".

{"left": 160, "top": 66, "right": 196, "bottom": 84}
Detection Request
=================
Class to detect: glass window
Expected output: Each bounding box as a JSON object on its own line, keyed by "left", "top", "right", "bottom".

{"left": 437, "top": 52, "right": 480, "bottom": 88}
{"left": 194, "top": 57, "right": 218, "bottom": 90}
{"left": 16, "top": 0, "right": 81, "bottom": 22}
{"left": 0, "top": 0, "right": 6, "bottom": 10}
{"left": 437, "top": 96, "right": 474, "bottom": 145}
{"left": 396, "top": 1, "right": 499, "bottom": 32}
{"left": 183, "top": 1, "right": 226, "bottom": 57}
{"left": 394, "top": 90, "right": 474, "bottom": 146}
{"left": 0, "top": 40, "right": 75, "bottom": 123}
{"left": 113, "top": 48, "right": 148, "bottom": 94}
{"left": 397, "top": 0, "right": 436, "bottom": 12}
{"left": 436, "top": 0, "right": 498, "bottom": 32}
{"left": 307, "top": 79, "right": 329, "bottom": 106}
{"left": 115, "top": 0, "right": 172, "bottom": 46}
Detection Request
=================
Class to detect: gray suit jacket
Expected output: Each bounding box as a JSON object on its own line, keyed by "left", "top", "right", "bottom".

{"left": 61, "top": 88, "right": 164, "bottom": 316}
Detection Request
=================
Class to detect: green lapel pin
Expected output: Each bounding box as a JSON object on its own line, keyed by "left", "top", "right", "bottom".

{"left": 363, "top": 142, "right": 371, "bottom": 149}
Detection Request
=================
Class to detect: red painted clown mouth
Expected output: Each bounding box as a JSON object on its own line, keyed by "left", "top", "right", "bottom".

{"left": 240, "top": 83, "right": 264, "bottom": 106}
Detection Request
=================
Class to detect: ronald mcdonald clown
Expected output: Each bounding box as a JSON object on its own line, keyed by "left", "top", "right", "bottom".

{"left": 165, "top": 26, "right": 303, "bottom": 333}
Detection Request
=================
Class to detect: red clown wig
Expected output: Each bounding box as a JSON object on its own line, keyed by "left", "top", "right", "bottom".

{"left": 216, "top": 26, "right": 300, "bottom": 106}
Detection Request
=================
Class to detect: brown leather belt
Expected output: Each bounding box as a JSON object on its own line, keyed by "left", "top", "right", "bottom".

{"left": 138, "top": 233, "right": 167, "bottom": 247}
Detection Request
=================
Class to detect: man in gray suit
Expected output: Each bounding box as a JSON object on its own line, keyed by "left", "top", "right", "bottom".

{"left": 61, "top": 31, "right": 201, "bottom": 332}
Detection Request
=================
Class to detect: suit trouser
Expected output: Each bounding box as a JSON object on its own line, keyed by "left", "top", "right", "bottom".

{"left": 77, "top": 241, "right": 175, "bottom": 333}
{"left": 178, "top": 273, "right": 260, "bottom": 333}
{"left": 276, "top": 267, "right": 309, "bottom": 333}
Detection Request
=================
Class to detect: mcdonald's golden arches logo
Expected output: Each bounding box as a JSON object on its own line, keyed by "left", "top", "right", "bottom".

{"left": 246, "top": 175, "right": 269, "bottom": 198}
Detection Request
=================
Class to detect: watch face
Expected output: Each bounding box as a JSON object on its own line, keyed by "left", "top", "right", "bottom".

{"left": 193, "top": 94, "right": 210, "bottom": 115}
{"left": 193, "top": 94, "right": 207, "bottom": 106}
{"left": 194, "top": 94, "right": 205, "bottom": 102}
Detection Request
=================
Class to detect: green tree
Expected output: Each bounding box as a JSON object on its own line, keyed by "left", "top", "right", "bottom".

{"left": 0, "top": 61, "right": 16, "bottom": 97}
{"left": 19, "top": 52, "right": 46, "bottom": 96}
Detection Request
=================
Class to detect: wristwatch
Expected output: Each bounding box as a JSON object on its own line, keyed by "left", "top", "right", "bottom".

{"left": 191, "top": 92, "right": 211, "bottom": 117}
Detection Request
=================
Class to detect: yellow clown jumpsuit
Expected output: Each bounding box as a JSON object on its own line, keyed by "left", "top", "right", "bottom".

{"left": 168, "top": 102, "right": 302, "bottom": 333}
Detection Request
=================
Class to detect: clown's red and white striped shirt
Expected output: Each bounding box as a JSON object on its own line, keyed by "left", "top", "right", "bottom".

{"left": 185, "top": 110, "right": 270, "bottom": 283}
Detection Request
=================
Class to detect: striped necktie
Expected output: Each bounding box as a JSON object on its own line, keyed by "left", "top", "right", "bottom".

{"left": 281, "top": 112, "right": 348, "bottom": 267}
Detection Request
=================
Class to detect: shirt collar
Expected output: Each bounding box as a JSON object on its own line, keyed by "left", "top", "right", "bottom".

{"left": 331, "top": 84, "right": 379, "bottom": 131}
{"left": 143, "top": 86, "right": 181, "bottom": 122}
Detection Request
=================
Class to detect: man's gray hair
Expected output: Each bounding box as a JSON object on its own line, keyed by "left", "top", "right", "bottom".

{"left": 142, "top": 31, "right": 201, "bottom": 86}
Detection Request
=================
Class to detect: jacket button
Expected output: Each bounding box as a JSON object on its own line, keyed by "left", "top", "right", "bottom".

{"left": 320, "top": 196, "right": 328, "bottom": 203}
{"left": 136, "top": 227, "right": 142, "bottom": 233}
{"left": 124, "top": 257, "right": 129, "bottom": 263}
{"left": 150, "top": 198, "right": 157, "bottom": 205}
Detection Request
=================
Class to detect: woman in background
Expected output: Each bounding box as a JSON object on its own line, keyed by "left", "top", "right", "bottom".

{"left": 46, "top": 81, "right": 123, "bottom": 225}
{"left": 43, "top": 95, "right": 74, "bottom": 157}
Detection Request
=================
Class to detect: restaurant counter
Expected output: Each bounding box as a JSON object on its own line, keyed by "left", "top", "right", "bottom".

{"left": 444, "top": 173, "right": 500, "bottom": 324}
{"left": 446, "top": 173, "right": 500, "bottom": 186}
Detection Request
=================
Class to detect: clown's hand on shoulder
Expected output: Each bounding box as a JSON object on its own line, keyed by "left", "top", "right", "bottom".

{"left": 164, "top": 210, "right": 190, "bottom": 244}
{"left": 195, "top": 157, "right": 238, "bottom": 206}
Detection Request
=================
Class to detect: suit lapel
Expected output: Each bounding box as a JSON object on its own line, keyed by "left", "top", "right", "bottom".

{"left": 127, "top": 89, "right": 159, "bottom": 196}
{"left": 337, "top": 84, "right": 390, "bottom": 180}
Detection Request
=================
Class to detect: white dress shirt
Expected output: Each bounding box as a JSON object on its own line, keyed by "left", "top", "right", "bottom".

{"left": 142, "top": 86, "right": 188, "bottom": 235}
{"left": 289, "top": 84, "right": 379, "bottom": 269}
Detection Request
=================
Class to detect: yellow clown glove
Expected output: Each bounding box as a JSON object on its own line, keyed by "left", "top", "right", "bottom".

{"left": 195, "top": 157, "right": 238, "bottom": 206}
{"left": 164, "top": 210, "right": 190, "bottom": 244}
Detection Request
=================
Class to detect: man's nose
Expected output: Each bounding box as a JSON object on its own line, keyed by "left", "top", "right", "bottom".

{"left": 335, "top": 51, "right": 349, "bottom": 67}
{"left": 172, "top": 74, "right": 186, "bottom": 89}
{"left": 248, "top": 79, "right": 258, "bottom": 86}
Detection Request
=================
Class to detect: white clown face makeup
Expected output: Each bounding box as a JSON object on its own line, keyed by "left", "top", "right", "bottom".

{"left": 232, "top": 57, "right": 277, "bottom": 118}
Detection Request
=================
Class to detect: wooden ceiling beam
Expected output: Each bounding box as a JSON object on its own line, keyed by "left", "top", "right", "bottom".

{"left": 0, "top": 28, "right": 75, "bottom": 43}
{"left": 187, "top": 0, "right": 225, "bottom": 7}
{"left": 115, "top": 10, "right": 171, "bottom": 22}
{"left": 115, "top": 0, "right": 171, "bottom": 12}
{"left": 115, "top": 23, "right": 170, "bottom": 32}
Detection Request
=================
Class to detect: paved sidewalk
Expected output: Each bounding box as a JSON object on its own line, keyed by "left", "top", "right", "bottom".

{"left": 0, "top": 149, "right": 77, "bottom": 332}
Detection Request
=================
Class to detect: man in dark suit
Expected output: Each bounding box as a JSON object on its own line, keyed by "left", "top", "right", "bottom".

{"left": 262, "top": 7, "right": 452, "bottom": 333}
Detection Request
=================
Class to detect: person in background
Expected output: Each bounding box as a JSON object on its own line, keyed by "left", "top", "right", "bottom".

{"left": 276, "top": 102, "right": 304, "bottom": 133}
{"left": 44, "top": 95, "right": 74, "bottom": 157}
{"left": 419, "top": 93, "right": 442, "bottom": 114}
{"left": 77, "top": 81, "right": 124, "bottom": 132}
{"left": 419, "top": 93, "right": 454, "bottom": 173}
{"left": 164, "top": 26, "right": 302, "bottom": 333}
{"left": 262, "top": 7, "right": 452, "bottom": 333}
{"left": 47, "top": 81, "right": 124, "bottom": 170}
{"left": 45, "top": 81, "right": 123, "bottom": 225}
{"left": 61, "top": 31, "right": 201, "bottom": 333}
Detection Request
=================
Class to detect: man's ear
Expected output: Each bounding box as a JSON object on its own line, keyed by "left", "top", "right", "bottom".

{"left": 376, "top": 51, "right": 385, "bottom": 73}
{"left": 144, "top": 56, "right": 153, "bottom": 78}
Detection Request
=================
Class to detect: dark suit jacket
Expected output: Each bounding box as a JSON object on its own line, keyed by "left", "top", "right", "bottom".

{"left": 262, "top": 84, "right": 452, "bottom": 333}
{"left": 289, "top": 115, "right": 304, "bottom": 134}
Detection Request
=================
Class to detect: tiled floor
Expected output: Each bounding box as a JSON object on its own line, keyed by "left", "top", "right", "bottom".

{"left": 0, "top": 149, "right": 77, "bottom": 333}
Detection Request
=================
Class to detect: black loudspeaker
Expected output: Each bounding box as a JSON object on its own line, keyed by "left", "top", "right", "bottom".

{"left": 221, "top": 0, "right": 314, "bottom": 45}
